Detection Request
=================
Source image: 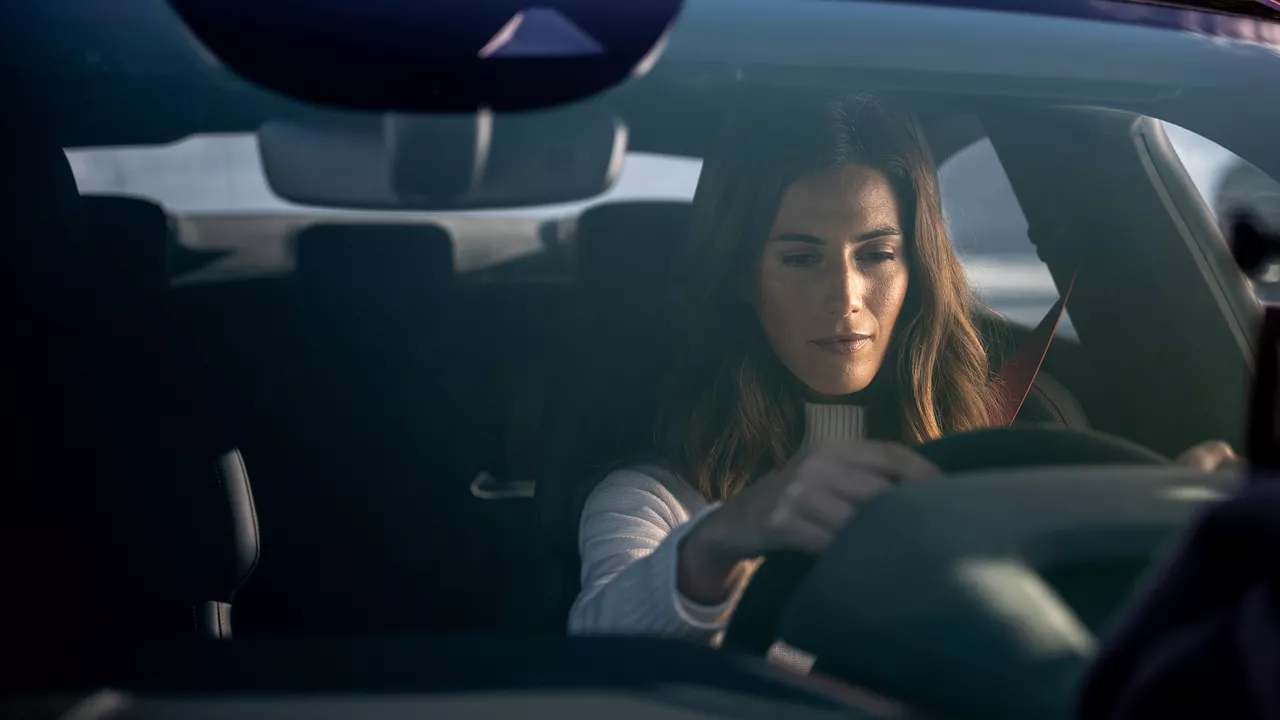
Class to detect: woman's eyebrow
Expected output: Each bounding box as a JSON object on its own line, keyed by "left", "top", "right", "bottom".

{"left": 858, "top": 225, "right": 903, "bottom": 241}
{"left": 769, "top": 232, "right": 825, "bottom": 245}
{"left": 769, "top": 226, "right": 901, "bottom": 244}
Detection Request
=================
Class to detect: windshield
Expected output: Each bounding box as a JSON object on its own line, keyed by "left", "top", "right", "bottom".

{"left": 70, "top": 120, "right": 1279, "bottom": 327}
{"left": 9, "top": 0, "right": 1279, "bottom": 711}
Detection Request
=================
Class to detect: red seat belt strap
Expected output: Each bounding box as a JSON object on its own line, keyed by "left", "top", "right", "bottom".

{"left": 990, "top": 266, "right": 1079, "bottom": 426}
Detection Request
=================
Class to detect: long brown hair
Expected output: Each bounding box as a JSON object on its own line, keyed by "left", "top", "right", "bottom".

{"left": 661, "top": 94, "right": 995, "bottom": 502}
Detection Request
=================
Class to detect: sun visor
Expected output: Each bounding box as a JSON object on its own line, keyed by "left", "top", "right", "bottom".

{"left": 259, "top": 107, "right": 627, "bottom": 210}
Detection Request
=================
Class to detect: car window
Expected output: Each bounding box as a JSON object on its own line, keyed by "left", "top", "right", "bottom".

{"left": 938, "top": 137, "right": 1077, "bottom": 339}
{"left": 65, "top": 134, "right": 701, "bottom": 280}
{"left": 68, "top": 131, "right": 1081, "bottom": 336}
{"left": 1164, "top": 121, "right": 1280, "bottom": 299}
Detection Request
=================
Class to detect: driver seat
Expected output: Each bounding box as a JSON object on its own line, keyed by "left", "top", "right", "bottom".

{"left": 536, "top": 201, "right": 1090, "bottom": 629}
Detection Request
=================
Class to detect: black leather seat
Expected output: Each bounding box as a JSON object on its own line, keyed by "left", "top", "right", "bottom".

{"left": 81, "top": 195, "right": 171, "bottom": 297}
{"left": 1, "top": 138, "right": 259, "bottom": 668}
{"left": 233, "top": 222, "right": 497, "bottom": 636}
{"left": 79, "top": 194, "right": 261, "bottom": 639}
{"left": 2, "top": 131, "right": 98, "bottom": 658}
{"left": 536, "top": 201, "right": 692, "bottom": 629}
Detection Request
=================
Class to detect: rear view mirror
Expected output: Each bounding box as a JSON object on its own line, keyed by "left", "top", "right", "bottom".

{"left": 259, "top": 107, "right": 626, "bottom": 210}
{"left": 168, "top": 0, "right": 682, "bottom": 112}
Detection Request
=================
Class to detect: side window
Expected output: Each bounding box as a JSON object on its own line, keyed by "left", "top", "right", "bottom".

{"left": 1164, "top": 122, "right": 1280, "bottom": 300}
{"left": 937, "top": 137, "right": 1075, "bottom": 339}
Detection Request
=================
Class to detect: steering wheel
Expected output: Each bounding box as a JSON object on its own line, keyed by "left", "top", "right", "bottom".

{"left": 720, "top": 426, "right": 1169, "bottom": 657}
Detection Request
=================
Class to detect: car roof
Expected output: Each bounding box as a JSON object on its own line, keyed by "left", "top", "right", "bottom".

{"left": 8, "top": 0, "right": 1280, "bottom": 160}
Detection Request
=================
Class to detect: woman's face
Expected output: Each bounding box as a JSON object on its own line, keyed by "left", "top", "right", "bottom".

{"left": 755, "top": 163, "right": 910, "bottom": 401}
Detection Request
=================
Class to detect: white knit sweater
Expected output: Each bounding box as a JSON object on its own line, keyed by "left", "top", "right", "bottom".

{"left": 568, "top": 403, "right": 866, "bottom": 644}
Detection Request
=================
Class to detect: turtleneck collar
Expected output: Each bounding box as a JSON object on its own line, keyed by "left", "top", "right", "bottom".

{"left": 799, "top": 403, "right": 866, "bottom": 450}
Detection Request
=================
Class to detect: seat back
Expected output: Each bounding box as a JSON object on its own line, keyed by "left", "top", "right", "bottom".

{"left": 79, "top": 195, "right": 261, "bottom": 639}
{"left": 2, "top": 135, "right": 98, "bottom": 659}
{"left": 231, "top": 222, "right": 496, "bottom": 636}
{"left": 536, "top": 201, "right": 693, "bottom": 628}
{"left": 81, "top": 195, "right": 171, "bottom": 297}
{"left": 2, "top": 143, "right": 260, "bottom": 677}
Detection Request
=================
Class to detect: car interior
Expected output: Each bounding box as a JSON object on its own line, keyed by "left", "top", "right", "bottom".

{"left": 4, "top": 0, "right": 1279, "bottom": 718}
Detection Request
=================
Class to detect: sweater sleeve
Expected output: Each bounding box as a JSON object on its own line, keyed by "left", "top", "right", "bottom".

{"left": 567, "top": 468, "right": 753, "bottom": 643}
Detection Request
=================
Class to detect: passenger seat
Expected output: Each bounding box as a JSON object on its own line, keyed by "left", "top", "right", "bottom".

{"left": 2, "top": 135, "right": 259, "bottom": 695}
{"left": 450, "top": 276, "right": 574, "bottom": 631}
{"left": 79, "top": 194, "right": 261, "bottom": 639}
{"left": 232, "top": 223, "right": 499, "bottom": 636}
{"left": 81, "top": 195, "right": 170, "bottom": 297}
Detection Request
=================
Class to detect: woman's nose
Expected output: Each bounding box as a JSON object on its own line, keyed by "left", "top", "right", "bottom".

{"left": 826, "top": 255, "right": 864, "bottom": 315}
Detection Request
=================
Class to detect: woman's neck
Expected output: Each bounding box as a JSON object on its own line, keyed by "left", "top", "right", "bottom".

{"left": 798, "top": 371, "right": 892, "bottom": 407}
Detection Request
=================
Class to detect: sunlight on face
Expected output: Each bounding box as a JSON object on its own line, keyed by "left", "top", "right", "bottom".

{"left": 756, "top": 164, "right": 909, "bottom": 400}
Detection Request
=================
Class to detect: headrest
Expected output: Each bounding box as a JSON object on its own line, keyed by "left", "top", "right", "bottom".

{"left": 2, "top": 136, "right": 88, "bottom": 305}
{"left": 575, "top": 201, "right": 691, "bottom": 301}
{"left": 294, "top": 223, "right": 454, "bottom": 307}
{"left": 81, "top": 196, "right": 171, "bottom": 296}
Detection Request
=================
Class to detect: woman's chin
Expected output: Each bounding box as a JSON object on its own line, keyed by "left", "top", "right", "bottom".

{"left": 783, "top": 353, "right": 883, "bottom": 402}
{"left": 800, "top": 376, "right": 876, "bottom": 402}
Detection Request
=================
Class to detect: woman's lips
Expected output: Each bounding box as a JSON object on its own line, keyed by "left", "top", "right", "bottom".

{"left": 810, "top": 334, "right": 872, "bottom": 355}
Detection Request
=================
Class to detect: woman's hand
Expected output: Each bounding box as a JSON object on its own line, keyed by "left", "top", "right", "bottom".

{"left": 677, "top": 441, "right": 939, "bottom": 605}
{"left": 1175, "top": 440, "right": 1242, "bottom": 472}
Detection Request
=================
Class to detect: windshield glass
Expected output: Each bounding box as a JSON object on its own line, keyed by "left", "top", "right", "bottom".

{"left": 68, "top": 130, "right": 1109, "bottom": 337}
{"left": 13, "top": 0, "right": 1278, "bottom": 699}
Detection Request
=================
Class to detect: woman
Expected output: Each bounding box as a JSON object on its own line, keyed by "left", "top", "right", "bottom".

{"left": 568, "top": 94, "right": 1236, "bottom": 644}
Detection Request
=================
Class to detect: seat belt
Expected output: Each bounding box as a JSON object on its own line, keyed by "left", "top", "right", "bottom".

{"left": 989, "top": 266, "right": 1079, "bottom": 426}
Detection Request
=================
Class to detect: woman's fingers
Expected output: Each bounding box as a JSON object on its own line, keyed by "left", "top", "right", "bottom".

{"left": 778, "top": 515, "right": 840, "bottom": 555}
{"left": 817, "top": 466, "right": 895, "bottom": 504}
{"left": 817, "top": 441, "right": 942, "bottom": 483}
{"left": 766, "top": 480, "right": 858, "bottom": 544}
{"left": 775, "top": 481, "right": 882, "bottom": 552}
{"left": 742, "top": 441, "right": 940, "bottom": 556}
{"left": 794, "top": 486, "right": 859, "bottom": 530}
{"left": 780, "top": 467, "right": 889, "bottom": 531}
{"left": 1176, "top": 440, "right": 1240, "bottom": 471}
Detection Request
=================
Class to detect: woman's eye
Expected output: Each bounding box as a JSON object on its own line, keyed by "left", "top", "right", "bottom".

{"left": 860, "top": 251, "right": 897, "bottom": 264}
{"left": 781, "top": 252, "right": 820, "bottom": 268}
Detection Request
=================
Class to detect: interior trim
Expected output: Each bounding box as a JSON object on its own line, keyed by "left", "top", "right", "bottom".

{"left": 57, "top": 690, "right": 132, "bottom": 720}
{"left": 1131, "top": 115, "right": 1258, "bottom": 367}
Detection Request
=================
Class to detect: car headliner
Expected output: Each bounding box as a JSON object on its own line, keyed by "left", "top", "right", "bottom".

{"left": 7, "top": 0, "right": 1280, "bottom": 169}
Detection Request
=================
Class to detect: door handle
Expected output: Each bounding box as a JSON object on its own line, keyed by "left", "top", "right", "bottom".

{"left": 470, "top": 471, "right": 535, "bottom": 500}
